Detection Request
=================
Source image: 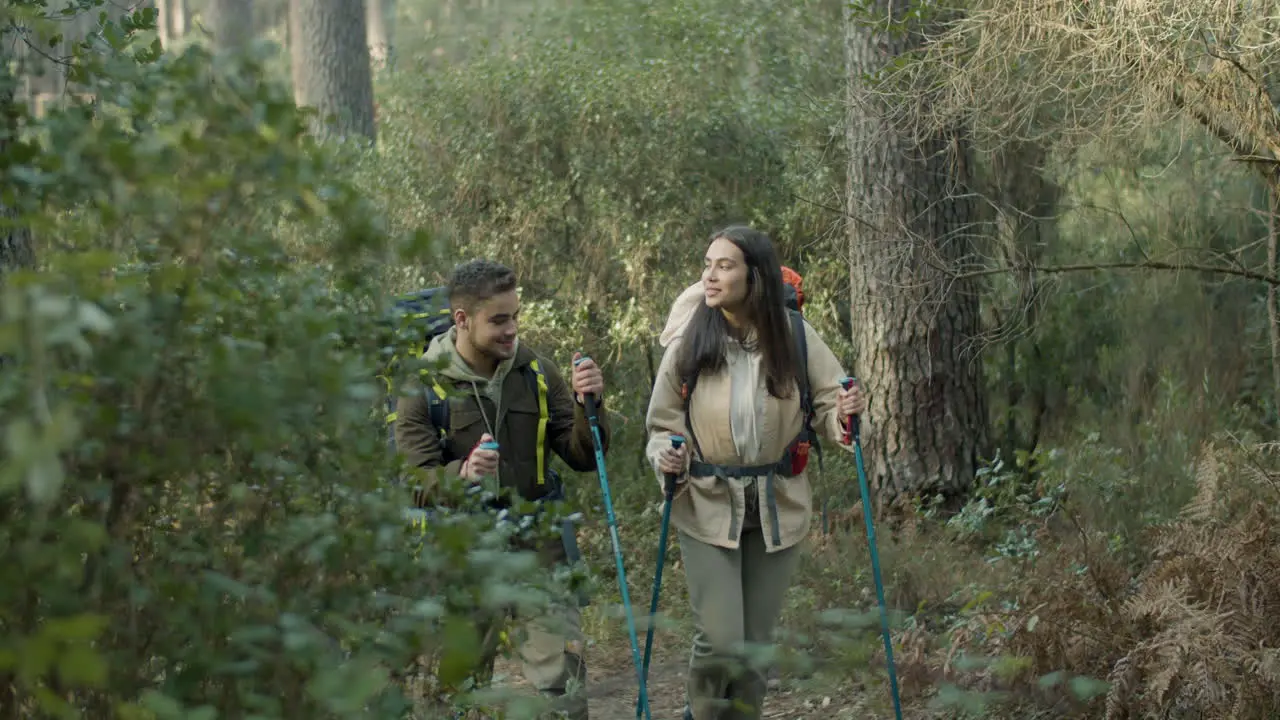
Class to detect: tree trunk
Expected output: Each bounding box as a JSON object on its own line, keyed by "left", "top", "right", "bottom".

{"left": 289, "top": 0, "right": 304, "bottom": 104}
{"left": 157, "top": 0, "right": 172, "bottom": 47}
{"left": 366, "top": 0, "right": 392, "bottom": 71}
{"left": 158, "top": 0, "right": 188, "bottom": 46}
{"left": 203, "top": 0, "right": 254, "bottom": 51}
{"left": 844, "top": 0, "right": 990, "bottom": 503}
{"left": 989, "top": 139, "right": 1058, "bottom": 458}
{"left": 1268, "top": 175, "right": 1280, "bottom": 422}
{"left": 290, "top": 0, "right": 376, "bottom": 141}
{"left": 172, "top": 0, "right": 187, "bottom": 39}
{"left": 21, "top": 3, "right": 69, "bottom": 100}
{"left": 0, "top": 45, "right": 36, "bottom": 288}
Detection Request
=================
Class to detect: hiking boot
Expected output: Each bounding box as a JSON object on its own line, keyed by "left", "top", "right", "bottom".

{"left": 541, "top": 683, "right": 587, "bottom": 720}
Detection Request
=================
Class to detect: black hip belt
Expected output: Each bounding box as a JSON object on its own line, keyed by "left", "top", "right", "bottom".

{"left": 687, "top": 427, "right": 818, "bottom": 481}
{"left": 690, "top": 458, "right": 789, "bottom": 479}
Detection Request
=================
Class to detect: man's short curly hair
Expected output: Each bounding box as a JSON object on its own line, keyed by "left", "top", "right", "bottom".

{"left": 447, "top": 259, "right": 518, "bottom": 311}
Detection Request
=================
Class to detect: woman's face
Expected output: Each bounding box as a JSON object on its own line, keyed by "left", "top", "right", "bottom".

{"left": 702, "top": 237, "right": 750, "bottom": 311}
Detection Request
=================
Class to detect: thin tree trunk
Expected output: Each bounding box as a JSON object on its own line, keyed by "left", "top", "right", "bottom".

{"left": 157, "top": 0, "right": 172, "bottom": 47}
{"left": 172, "top": 0, "right": 187, "bottom": 38}
{"left": 289, "top": 0, "right": 304, "bottom": 105}
{"left": 366, "top": 0, "right": 392, "bottom": 71}
{"left": 844, "top": 0, "right": 990, "bottom": 503}
{"left": 204, "top": 0, "right": 254, "bottom": 50}
{"left": 990, "top": 139, "right": 1057, "bottom": 458}
{"left": 0, "top": 43, "right": 36, "bottom": 289}
{"left": 1268, "top": 176, "right": 1280, "bottom": 421}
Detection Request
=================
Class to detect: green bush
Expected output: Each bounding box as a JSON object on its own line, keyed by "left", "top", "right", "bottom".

{"left": 0, "top": 21, "right": 572, "bottom": 718}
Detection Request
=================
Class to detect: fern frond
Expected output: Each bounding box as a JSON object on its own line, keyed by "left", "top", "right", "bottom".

{"left": 1180, "top": 447, "right": 1221, "bottom": 523}
{"left": 1104, "top": 654, "right": 1137, "bottom": 720}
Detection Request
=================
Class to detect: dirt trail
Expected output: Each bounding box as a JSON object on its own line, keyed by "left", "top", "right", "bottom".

{"left": 490, "top": 654, "right": 687, "bottom": 720}
{"left": 492, "top": 653, "right": 875, "bottom": 720}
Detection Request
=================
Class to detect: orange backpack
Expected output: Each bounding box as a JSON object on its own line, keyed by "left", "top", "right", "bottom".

{"left": 781, "top": 265, "right": 805, "bottom": 311}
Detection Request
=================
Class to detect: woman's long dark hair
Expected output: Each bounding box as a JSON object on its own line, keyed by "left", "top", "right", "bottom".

{"left": 677, "top": 225, "right": 800, "bottom": 399}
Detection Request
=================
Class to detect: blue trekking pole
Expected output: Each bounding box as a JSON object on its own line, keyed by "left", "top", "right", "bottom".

{"left": 635, "top": 434, "right": 685, "bottom": 720}
{"left": 842, "top": 376, "right": 903, "bottom": 720}
{"left": 576, "top": 356, "right": 653, "bottom": 720}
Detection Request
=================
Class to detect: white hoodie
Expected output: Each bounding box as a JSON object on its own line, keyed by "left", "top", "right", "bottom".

{"left": 653, "top": 279, "right": 768, "bottom": 471}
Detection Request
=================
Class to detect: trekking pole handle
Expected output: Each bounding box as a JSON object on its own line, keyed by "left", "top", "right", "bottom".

{"left": 841, "top": 376, "right": 861, "bottom": 444}
{"left": 664, "top": 435, "right": 686, "bottom": 497}
{"left": 574, "top": 355, "right": 600, "bottom": 422}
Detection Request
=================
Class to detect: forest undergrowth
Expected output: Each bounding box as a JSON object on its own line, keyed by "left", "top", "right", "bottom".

{"left": 532, "top": 438, "right": 1280, "bottom": 720}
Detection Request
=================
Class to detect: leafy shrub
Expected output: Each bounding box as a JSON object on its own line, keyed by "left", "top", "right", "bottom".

{"left": 0, "top": 26, "right": 568, "bottom": 719}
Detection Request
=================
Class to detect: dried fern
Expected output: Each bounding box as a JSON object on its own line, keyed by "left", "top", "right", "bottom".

{"left": 1109, "top": 445, "right": 1280, "bottom": 719}
{"left": 1017, "top": 442, "right": 1280, "bottom": 719}
{"left": 1179, "top": 447, "right": 1221, "bottom": 523}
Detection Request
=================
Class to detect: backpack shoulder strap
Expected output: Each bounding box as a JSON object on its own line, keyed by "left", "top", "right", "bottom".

{"left": 790, "top": 309, "right": 812, "bottom": 416}
{"left": 525, "top": 360, "right": 550, "bottom": 485}
{"left": 789, "top": 309, "right": 823, "bottom": 471}
{"left": 423, "top": 374, "right": 454, "bottom": 463}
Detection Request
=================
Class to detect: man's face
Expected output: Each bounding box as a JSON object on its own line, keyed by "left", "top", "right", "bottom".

{"left": 456, "top": 289, "right": 520, "bottom": 361}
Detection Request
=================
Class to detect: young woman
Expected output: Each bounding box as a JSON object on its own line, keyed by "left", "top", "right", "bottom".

{"left": 645, "top": 225, "right": 865, "bottom": 720}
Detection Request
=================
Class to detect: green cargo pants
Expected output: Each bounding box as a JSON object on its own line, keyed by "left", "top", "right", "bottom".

{"left": 517, "top": 601, "right": 588, "bottom": 719}
{"left": 475, "top": 522, "right": 589, "bottom": 720}
{"left": 677, "top": 527, "right": 801, "bottom": 720}
{"left": 476, "top": 596, "right": 588, "bottom": 720}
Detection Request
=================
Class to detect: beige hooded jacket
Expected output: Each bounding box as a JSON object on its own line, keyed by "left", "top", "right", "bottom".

{"left": 645, "top": 281, "right": 853, "bottom": 553}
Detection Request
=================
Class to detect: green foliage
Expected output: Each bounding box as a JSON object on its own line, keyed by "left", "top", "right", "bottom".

{"left": 365, "top": 0, "right": 845, "bottom": 328}
{"left": 0, "top": 19, "right": 571, "bottom": 718}
{"left": 6, "top": 0, "right": 1280, "bottom": 716}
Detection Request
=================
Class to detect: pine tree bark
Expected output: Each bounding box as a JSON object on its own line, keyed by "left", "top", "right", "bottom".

{"left": 290, "top": 0, "right": 376, "bottom": 141}
{"left": 844, "top": 0, "right": 990, "bottom": 502}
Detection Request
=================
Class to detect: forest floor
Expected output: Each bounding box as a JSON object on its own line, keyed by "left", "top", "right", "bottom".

{"left": 490, "top": 640, "right": 882, "bottom": 720}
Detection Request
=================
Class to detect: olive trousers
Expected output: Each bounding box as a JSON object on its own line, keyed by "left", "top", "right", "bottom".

{"left": 677, "top": 527, "right": 801, "bottom": 720}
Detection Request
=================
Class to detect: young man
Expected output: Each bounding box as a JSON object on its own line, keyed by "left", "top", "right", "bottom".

{"left": 394, "top": 259, "right": 608, "bottom": 720}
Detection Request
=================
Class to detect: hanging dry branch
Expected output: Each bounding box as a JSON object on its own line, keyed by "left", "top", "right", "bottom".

{"left": 877, "top": 0, "right": 1280, "bottom": 163}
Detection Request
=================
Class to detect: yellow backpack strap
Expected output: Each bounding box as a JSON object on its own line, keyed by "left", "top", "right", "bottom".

{"left": 380, "top": 373, "right": 397, "bottom": 423}
{"left": 381, "top": 349, "right": 404, "bottom": 426}
{"left": 529, "top": 359, "right": 549, "bottom": 485}
{"left": 430, "top": 378, "right": 448, "bottom": 403}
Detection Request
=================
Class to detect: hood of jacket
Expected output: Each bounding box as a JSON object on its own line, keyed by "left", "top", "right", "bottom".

{"left": 659, "top": 280, "right": 706, "bottom": 348}
{"left": 424, "top": 326, "right": 521, "bottom": 404}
